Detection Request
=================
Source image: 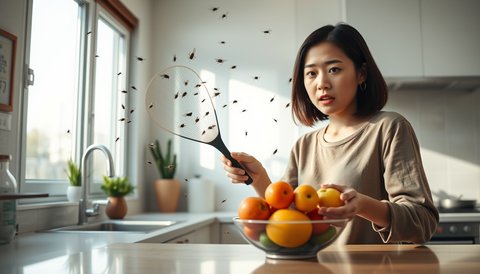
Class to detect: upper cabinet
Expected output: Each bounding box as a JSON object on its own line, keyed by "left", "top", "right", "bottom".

{"left": 346, "top": 0, "right": 423, "bottom": 78}
{"left": 421, "top": 0, "right": 480, "bottom": 77}
{"left": 346, "top": 0, "right": 480, "bottom": 78}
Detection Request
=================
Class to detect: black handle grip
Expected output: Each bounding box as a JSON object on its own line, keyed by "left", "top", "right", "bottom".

{"left": 224, "top": 152, "right": 253, "bottom": 185}
{"left": 210, "top": 135, "right": 253, "bottom": 185}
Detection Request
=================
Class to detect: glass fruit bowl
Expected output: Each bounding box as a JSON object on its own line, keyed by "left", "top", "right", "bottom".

{"left": 233, "top": 217, "right": 348, "bottom": 260}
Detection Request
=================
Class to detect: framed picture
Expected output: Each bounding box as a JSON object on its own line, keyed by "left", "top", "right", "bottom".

{"left": 0, "top": 28, "right": 17, "bottom": 112}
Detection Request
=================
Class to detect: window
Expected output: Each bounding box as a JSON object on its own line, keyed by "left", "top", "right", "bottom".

{"left": 21, "top": 0, "right": 136, "bottom": 201}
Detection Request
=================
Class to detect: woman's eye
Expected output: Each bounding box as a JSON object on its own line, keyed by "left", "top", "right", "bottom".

{"left": 328, "top": 67, "right": 341, "bottom": 73}
{"left": 305, "top": 71, "right": 316, "bottom": 78}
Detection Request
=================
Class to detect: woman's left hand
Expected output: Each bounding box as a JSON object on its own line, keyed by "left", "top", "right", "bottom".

{"left": 317, "top": 183, "right": 361, "bottom": 220}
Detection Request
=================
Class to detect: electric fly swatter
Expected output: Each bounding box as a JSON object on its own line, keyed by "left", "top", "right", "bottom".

{"left": 145, "top": 65, "right": 253, "bottom": 185}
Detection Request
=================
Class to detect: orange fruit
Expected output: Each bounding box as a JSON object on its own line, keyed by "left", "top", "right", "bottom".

{"left": 266, "top": 209, "right": 312, "bottom": 248}
{"left": 238, "top": 197, "right": 271, "bottom": 220}
{"left": 317, "top": 187, "right": 344, "bottom": 208}
{"left": 243, "top": 225, "right": 261, "bottom": 241}
{"left": 293, "top": 184, "right": 320, "bottom": 212}
{"left": 265, "top": 181, "right": 294, "bottom": 209}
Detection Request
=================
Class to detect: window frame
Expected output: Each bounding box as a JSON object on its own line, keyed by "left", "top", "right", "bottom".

{"left": 19, "top": 0, "right": 136, "bottom": 203}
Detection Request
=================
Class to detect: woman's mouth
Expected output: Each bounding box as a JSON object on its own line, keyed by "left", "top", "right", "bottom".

{"left": 319, "top": 95, "right": 335, "bottom": 105}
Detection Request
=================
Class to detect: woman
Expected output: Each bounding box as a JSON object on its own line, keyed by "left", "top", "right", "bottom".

{"left": 222, "top": 23, "right": 438, "bottom": 244}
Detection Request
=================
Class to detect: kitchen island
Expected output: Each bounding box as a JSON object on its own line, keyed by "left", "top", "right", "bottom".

{"left": 9, "top": 243, "right": 480, "bottom": 274}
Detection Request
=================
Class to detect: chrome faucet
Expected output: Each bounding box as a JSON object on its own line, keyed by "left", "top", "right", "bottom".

{"left": 78, "top": 144, "right": 115, "bottom": 225}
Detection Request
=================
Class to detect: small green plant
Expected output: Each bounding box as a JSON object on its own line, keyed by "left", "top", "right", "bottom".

{"left": 149, "top": 139, "right": 177, "bottom": 179}
{"left": 101, "top": 176, "right": 134, "bottom": 197}
{"left": 65, "top": 159, "right": 81, "bottom": 186}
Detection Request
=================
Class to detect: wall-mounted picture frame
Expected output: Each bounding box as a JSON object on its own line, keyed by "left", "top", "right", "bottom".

{"left": 0, "top": 28, "right": 17, "bottom": 112}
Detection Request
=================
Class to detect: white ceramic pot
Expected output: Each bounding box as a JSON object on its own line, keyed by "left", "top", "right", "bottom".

{"left": 67, "top": 186, "right": 82, "bottom": 202}
{"left": 187, "top": 178, "right": 215, "bottom": 212}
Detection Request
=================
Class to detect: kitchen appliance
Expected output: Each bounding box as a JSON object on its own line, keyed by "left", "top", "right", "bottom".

{"left": 145, "top": 65, "right": 252, "bottom": 184}
{"left": 429, "top": 208, "right": 480, "bottom": 244}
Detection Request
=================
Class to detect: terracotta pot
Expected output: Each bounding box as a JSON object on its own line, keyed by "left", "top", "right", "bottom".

{"left": 154, "top": 179, "right": 181, "bottom": 212}
{"left": 105, "top": 196, "right": 128, "bottom": 219}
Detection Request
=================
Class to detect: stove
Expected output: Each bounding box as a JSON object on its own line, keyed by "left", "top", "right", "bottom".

{"left": 429, "top": 208, "right": 480, "bottom": 244}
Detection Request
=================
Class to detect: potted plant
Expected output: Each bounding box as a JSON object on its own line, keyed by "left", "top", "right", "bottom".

{"left": 101, "top": 176, "right": 134, "bottom": 219}
{"left": 65, "top": 159, "right": 82, "bottom": 202}
{"left": 149, "top": 139, "right": 181, "bottom": 212}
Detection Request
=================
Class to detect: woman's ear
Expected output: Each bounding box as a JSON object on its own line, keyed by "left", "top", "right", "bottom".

{"left": 358, "top": 63, "right": 367, "bottom": 84}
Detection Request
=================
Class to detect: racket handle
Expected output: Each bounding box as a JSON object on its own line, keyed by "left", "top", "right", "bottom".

{"left": 225, "top": 154, "right": 253, "bottom": 185}
{"left": 210, "top": 135, "right": 253, "bottom": 185}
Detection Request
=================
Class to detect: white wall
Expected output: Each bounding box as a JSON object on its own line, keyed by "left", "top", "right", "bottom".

{"left": 386, "top": 88, "right": 480, "bottom": 202}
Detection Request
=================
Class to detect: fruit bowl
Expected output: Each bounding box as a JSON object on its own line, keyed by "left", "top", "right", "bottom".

{"left": 233, "top": 217, "right": 348, "bottom": 260}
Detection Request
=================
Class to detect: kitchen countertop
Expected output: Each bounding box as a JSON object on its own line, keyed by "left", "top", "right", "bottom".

{"left": 0, "top": 212, "right": 235, "bottom": 273}
{"left": 6, "top": 243, "right": 480, "bottom": 274}
{"left": 1, "top": 211, "right": 478, "bottom": 273}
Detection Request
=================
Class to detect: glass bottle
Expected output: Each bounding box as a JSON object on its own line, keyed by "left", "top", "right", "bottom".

{"left": 0, "top": 155, "right": 18, "bottom": 244}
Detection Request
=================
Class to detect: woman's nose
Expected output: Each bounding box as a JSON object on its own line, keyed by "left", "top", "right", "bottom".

{"left": 316, "top": 73, "right": 330, "bottom": 90}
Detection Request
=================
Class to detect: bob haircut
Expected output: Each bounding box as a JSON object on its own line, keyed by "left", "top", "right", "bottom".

{"left": 291, "top": 23, "right": 388, "bottom": 126}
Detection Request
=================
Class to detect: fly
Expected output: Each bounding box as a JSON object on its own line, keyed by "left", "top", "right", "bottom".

{"left": 211, "top": 7, "right": 219, "bottom": 12}
{"left": 204, "top": 111, "right": 210, "bottom": 117}
{"left": 195, "top": 117, "right": 200, "bottom": 123}
{"left": 208, "top": 125, "right": 216, "bottom": 130}
{"left": 121, "top": 104, "right": 125, "bottom": 109}
{"left": 136, "top": 56, "right": 145, "bottom": 61}
{"left": 273, "top": 118, "right": 278, "bottom": 123}
{"left": 189, "top": 48, "right": 196, "bottom": 60}
{"left": 270, "top": 96, "right": 275, "bottom": 102}
{"left": 148, "top": 104, "right": 154, "bottom": 109}
{"left": 182, "top": 91, "right": 188, "bottom": 97}
{"left": 285, "top": 103, "right": 290, "bottom": 108}
{"left": 160, "top": 74, "right": 170, "bottom": 79}
{"left": 117, "top": 72, "right": 122, "bottom": 76}
{"left": 273, "top": 148, "right": 278, "bottom": 155}
{"left": 180, "top": 124, "right": 186, "bottom": 128}
{"left": 213, "top": 92, "right": 221, "bottom": 97}
{"left": 253, "top": 76, "right": 259, "bottom": 80}
{"left": 173, "top": 54, "right": 177, "bottom": 62}
{"left": 263, "top": 29, "right": 272, "bottom": 34}
{"left": 221, "top": 12, "right": 228, "bottom": 19}
{"left": 174, "top": 92, "right": 179, "bottom": 99}
{"left": 121, "top": 90, "right": 128, "bottom": 94}
{"left": 119, "top": 118, "right": 126, "bottom": 122}
{"left": 115, "top": 137, "right": 120, "bottom": 142}
{"left": 130, "top": 109, "right": 135, "bottom": 114}
{"left": 131, "top": 86, "right": 137, "bottom": 90}
{"left": 230, "top": 65, "right": 237, "bottom": 69}
{"left": 184, "top": 80, "right": 189, "bottom": 86}
{"left": 215, "top": 58, "right": 226, "bottom": 64}
{"left": 184, "top": 112, "right": 193, "bottom": 117}
{"left": 241, "top": 109, "right": 247, "bottom": 112}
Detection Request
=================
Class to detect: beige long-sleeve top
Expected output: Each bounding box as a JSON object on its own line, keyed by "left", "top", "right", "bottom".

{"left": 282, "top": 111, "right": 439, "bottom": 244}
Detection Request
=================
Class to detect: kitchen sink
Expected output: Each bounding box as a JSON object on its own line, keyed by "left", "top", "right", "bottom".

{"left": 45, "top": 220, "right": 179, "bottom": 233}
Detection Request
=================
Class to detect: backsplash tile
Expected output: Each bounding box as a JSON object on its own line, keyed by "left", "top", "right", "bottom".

{"left": 386, "top": 88, "right": 480, "bottom": 202}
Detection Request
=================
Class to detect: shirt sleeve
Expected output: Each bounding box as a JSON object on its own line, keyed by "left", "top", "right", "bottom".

{"left": 380, "top": 117, "right": 439, "bottom": 243}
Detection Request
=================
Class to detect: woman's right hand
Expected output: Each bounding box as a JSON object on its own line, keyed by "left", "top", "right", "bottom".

{"left": 221, "top": 152, "right": 264, "bottom": 184}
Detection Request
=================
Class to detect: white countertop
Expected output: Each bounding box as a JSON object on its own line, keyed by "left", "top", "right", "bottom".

{"left": 1, "top": 211, "right": 477, "bottom": 273}
{"left": 0, "top": 212, "right": 236, "bottom": 272}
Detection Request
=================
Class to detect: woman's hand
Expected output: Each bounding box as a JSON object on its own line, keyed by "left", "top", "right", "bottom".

{"left": 221, "top": 152, "right": 271, "bottom": 197}
{"left": 221, "top": 152, "right": 263, "bottom": 184}
{"left": 318, "top": 183, "right": 391, "bottom": 228}
{"left": 317, "top": 183, "right": 360, "bottom": 221}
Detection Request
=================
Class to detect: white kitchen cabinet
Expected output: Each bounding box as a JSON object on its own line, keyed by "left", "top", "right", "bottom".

{"left": 294, "top": 0, "right": 344, "bottom": 49}
{"left": 421, "top": 0, "right": 480, "bottom": 77}
{"left": 220, "top": 223, "right": 247, "bottom": 244}
{"left": 165, "top": 225, "right": 212, "bottom": 244}
{"left": 346, "top": 0, "right": 480, "bottom": 78}
{"left": 346, "top": 0, "right": 423, "bottom": 78}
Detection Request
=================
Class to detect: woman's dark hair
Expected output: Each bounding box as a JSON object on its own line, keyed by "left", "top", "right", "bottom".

{"left": 291, "top": 23, "right": 388, "bottom": 126}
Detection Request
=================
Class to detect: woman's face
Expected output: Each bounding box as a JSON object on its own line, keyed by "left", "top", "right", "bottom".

{"left": 303, "top": 42, "right": 365, "bottom": 120}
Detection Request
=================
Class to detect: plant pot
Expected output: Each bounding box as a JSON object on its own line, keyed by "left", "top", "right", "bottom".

{"left": 105, "top": 196, "right": 128, "bottom": 219}
{"left": 154, "top": 179, "right": 181, "bottom": 213}
{"left": 66, "top": 186, "right": 82, "bottom": 202}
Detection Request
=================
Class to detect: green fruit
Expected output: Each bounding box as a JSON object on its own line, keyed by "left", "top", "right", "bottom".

{"left": 309, "top": 226, "right": 336, "bottom": 245}
{"left": 259, "top": 232, "right": 280, "bottom": 250}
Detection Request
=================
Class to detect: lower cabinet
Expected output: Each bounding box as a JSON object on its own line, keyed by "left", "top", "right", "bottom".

{"left": 165, "top": 225, "right": 212, "bottom": 244}
{"left": 220, "top": 224, "right": 247, "bottom": 244}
